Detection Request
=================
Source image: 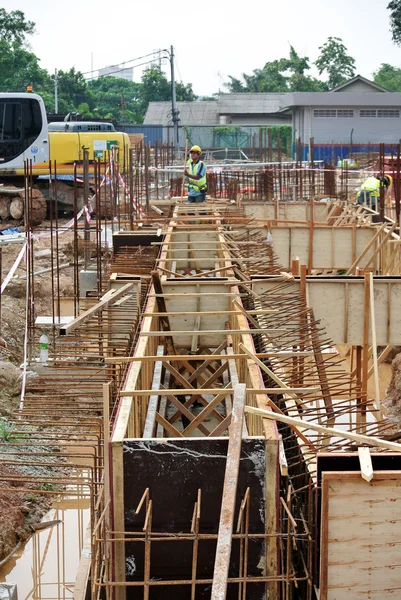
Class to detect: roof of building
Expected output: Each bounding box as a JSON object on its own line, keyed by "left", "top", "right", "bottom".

{"left": 218, "top": 93, "right": 285, "bottom": 114}
{"left": 280, "top": 91, "right": 401, "bottom": 111}
{"left": 330, "top": 74, "right": 390, "bottom": 93}
{"left": 144, "top": 76, "right": 400, "bottom": 124}
{"left": 144, "top": 101, "right": 219, "bottom": 125}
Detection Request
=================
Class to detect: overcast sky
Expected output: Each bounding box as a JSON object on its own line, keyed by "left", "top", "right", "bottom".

{"left": 3, "top": 0, "right": 401, "bottom": 95}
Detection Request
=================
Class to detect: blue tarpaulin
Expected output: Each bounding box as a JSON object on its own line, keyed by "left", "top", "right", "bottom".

{"left": 0, "top": 227, "right": 22, "bottom": 235}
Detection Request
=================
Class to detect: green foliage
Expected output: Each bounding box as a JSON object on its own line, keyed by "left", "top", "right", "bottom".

{"left": 0, "top": 418, "right": 17, "bottom": 442}
{"left": 225, "top": 45, "right": 329, "bottom": 93}
{"left": 138, "top": 65, "right": 197, "bottom": 122}
{"left": 88, "top": 76, "right": 142, "bottom": 122}
{"left": 388, "top": 0, "right": 401, "bottom": 45}
{"left": 41, "top": 483, "right": 55, "bottom": 492}
{"left": 0, "top": 39, "right": 49, "bottom": 92}
{"left": 214, "top": 125, "right": 240, "bottom": 136}
{"left": 314, "top": 37, "right": 356, "bottom": 89}
{"left": 373, "top": 63, "right": 401, "bottom": 91}
{"left": 261, "top": 126, "right": 292, "bottom": 154}
{"left": 0, "top": 10, "right": 196, "bottom": 123}
{"left": 0, "top": 9, "right": 35, "bottom": 45}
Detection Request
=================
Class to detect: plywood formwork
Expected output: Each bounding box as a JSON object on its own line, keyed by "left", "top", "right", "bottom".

{"left": 266, "top": 226, "right": 376, "bottom": 271}
{"left": 253, "top": 276, "right": 401, "bottom": 345}
{"left": 243, "top": 201, "right": 331, "bottom": 224}
{"left": 320, "top": 472, "right": 401, "bottom": 600}
{"left": 86, "top": 198, "right": 401, "bottom": 600}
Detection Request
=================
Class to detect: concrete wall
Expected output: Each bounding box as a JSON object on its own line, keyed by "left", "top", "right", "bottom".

{"left": 293, "top": 105, "right": 401, "bottom": 145}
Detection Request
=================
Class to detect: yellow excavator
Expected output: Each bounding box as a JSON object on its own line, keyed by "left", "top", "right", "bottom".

{"left": 0, "top": 92, "right": 131, "bottom": 224}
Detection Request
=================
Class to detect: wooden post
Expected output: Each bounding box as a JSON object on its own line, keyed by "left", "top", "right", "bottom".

{"left": 362, "top": 274, "right": 370, "bottom": 428}
{"left": 211, "top": 384, "right": 246, "bottom": 600}
{"left": 308, "top": 199, "right": 314, "bottom": 274}
{"left": 291, "top": 258, "right": 300, "bottom": 276}
{"left": 180, "top": 139, "right": 188, "bottom": 202}
{"left": 369, "top": 273, "right": 381, "bottom": 412}
{"left": 356, "top": 346, "right": 362, "bottom": 432}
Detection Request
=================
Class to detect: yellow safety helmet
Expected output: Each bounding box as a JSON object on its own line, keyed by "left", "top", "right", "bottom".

{"left": 190, "top": 145, "right": 202, "bottom": 154}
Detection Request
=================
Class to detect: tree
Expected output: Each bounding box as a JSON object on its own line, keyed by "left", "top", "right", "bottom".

{"left": 0, "top": 39, "right": 50, "bottom": 93}
{"left": 0, "top": 9, "right": 35, "bottom": 45}
{"left": 0, "top": 9, "right": 50, "bottom": 94}
{"left": 225, "top": 46, "right": 326, "bottom": 93}
{"left": 52, "top": 68, "right": 93, "bottom": 114}
{"left": 89, "top": 76, "right": 142, "bottom": 122}
{"left": 388, "top": 0, "right": 401, "bottom": 45}
{"left": 373, "top": 63, "right": 401, "bottom": 91}
{"left": 314, "top": 37, "right": 356, "bottom": 89}
{"left": 138, "top": 65, "right": 196, "bottom": 122}
{"left": 225, "top": 76, "right": 246, "bottom": 93}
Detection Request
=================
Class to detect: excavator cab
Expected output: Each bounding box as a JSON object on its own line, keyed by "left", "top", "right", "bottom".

{"left": 0, "top": 93, "right": 49, "bottom": 174}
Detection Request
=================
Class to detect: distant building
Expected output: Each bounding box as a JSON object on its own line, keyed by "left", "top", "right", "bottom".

{"left": 143, "top": 75, "right": 401, "bottom": 160}
{"left": 144, "top": 94, "right": 290, "bottom": 127}
{"left": 282, "top": 75, "right": 401, "bottom": 160}
{"left": 98, "top": 65, "right": 133, "bottom": 82}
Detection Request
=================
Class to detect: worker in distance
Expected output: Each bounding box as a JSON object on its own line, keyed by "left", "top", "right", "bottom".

{"left": 184, "top": 145, "right": 208, "bottom": 203}
{"left": 356, "top": 174, "right": 392, "bottom": 212}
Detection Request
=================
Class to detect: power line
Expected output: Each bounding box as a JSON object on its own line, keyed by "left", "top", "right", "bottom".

{"left": 82, "top": 51, "right": 168, "bottom": 80}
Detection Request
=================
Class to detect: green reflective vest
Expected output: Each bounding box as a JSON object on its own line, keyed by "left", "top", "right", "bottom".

{"left": 360, "top": 177, "right": 381, "bottom": 197}
{"left": 187, "top": 159, "right": 207, "bottom": 193}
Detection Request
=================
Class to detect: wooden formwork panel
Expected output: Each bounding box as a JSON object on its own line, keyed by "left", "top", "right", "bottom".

{"left": 253, "top": 277, "right": 401, "bottom": 345}
{"left": 162, "top": 281, "right": 231, "bottom": 347}
{"left": 243, "top": 201, "right": 330, "bottom": 223}
{"left": 269, "top": 226, "right": 374, "bottom": 270}
{"left": 320, "top": 471, "right": 401, "bottom": 600}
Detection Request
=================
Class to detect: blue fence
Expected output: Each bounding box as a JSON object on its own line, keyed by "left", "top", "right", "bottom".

{"left": 116, "top": 125, "right": 164, "bottom": 146}
{"left": 294, "top": 143, "right": 401, "bottom": 164}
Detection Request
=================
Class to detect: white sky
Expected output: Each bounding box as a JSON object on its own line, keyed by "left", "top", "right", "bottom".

{"left": 3, "top": 0, "right": 401, "bottom": 96}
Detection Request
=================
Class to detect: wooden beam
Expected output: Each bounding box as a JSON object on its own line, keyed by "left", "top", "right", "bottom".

{"left": 369, "top": 273, "right": 381, "bottom": 413}
{"left": 211, "top": 384, "right": 246, "bottom": 600}
{"left": 120, "top": 387, "right": 320, "bottom": 397}
{"left": 142, "top": 310, "right": 280, "bottom": 317}
{"left": 245, "top": 405, "right": 401, "bottom": 453}
{"left": 139, "top": 329, "right": 287, "bottom": 336}
{"left": 60, "top": 282, "right": 134, "bottom": 335}
{"left": 346, "top": 223, "right": 387, "bottom": 275}
{"left": 104, "top": 351, "right": 315, "bottom": 364}
{"left": 143, "top": 346, "right": 164, "bottom": 438}
{"left": 239, "top": 343, "right": 305, "bottom": 407}
{"left": 279, "top": 436, "right": 288, "bottom": 477}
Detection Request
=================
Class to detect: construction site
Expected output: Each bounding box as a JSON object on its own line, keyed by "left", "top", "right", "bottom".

{"left": 2, "top": 128, "right": 401, "bottom": 600}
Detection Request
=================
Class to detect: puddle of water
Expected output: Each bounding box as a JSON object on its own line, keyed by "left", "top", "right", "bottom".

{"left": 0, "top": 498, "right": 90, "bottom": 600}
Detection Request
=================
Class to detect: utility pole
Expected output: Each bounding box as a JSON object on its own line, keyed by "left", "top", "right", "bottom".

{"left": 54, "top": 69, "right": 58, "bottom": 114}
{"left": 169, "top": 45, "right": 180, "bottom": 150}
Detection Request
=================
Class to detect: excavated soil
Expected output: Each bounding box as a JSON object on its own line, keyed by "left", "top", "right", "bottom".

{"left": 384, "top": 353, "right": 401, "bottom": 422}
{"left": 0, "top": 219, "right": 75, "bottom": 562}
{"left": 0, "top": 464, "right": 52, "bottom": 563}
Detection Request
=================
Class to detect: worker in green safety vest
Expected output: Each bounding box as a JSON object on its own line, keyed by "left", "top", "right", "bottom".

{"left": 356, "top": 175, "right": 391, "bottom": 211}
{"left": 184, "top": 145, "right": 207, "bottom": 203}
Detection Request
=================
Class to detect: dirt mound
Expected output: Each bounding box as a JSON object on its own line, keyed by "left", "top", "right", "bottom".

{"left": 385, "top": 353, "right": 401, "bottom": 407}
{"left": 0, "top": 361, "right": 21, "bottom": 397}
{"left": 384, "top": 353, "right": 401, "bottom": 423}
